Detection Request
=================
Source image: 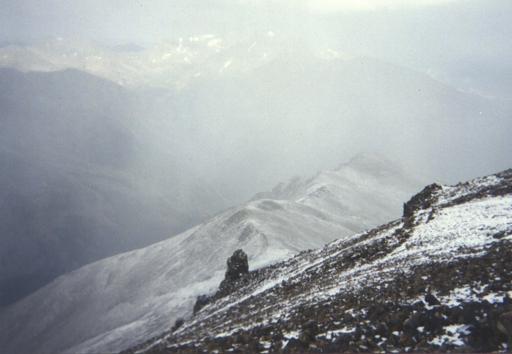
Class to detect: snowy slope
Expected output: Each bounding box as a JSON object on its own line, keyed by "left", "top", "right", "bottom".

{"left": 0, "top": 154, "right": 419, "bottom": 354}
{"left": 253, "top": 153, "right": 420, "bottom": 232}
{"left": 128, "top": 169, "right": 512, "bottom": 354}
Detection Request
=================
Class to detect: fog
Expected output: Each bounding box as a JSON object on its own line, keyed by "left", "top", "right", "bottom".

{"left": 0, "top": 0, "right": 511, "bottom": 305}
{"left": 2, "top": 0, "right": 512, "bottom": 97}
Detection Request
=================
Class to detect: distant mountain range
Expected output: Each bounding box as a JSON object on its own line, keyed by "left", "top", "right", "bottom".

{"left": 0, "top": 34, "right": 348, "bottom": 89}
{"left": 0, "top": 154, "right": 420, "bottom": 354}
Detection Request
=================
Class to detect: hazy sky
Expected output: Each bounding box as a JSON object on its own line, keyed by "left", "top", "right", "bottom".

{"left": 2, "top": 0, "right": 511, "bottom": 98}
{"left": 1, "top": 0, "right": 510, "bottom": 44}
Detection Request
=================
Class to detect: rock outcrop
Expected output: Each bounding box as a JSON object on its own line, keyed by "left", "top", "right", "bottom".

{"left": 224, "top": 249, "right": 249, "bottom": 283}
{"left": 194, "top": 249, "right": 250, "bottom": 315}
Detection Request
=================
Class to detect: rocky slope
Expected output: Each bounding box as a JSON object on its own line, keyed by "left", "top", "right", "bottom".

{"left": 0, "top": 154, "right": 418, "bottom": 354}
{"left": 127, "top": 169, "right": 512, "bottom": 353}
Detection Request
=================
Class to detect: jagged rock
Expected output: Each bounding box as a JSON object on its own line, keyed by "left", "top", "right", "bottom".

{"left": 171, "top": 318, "right": 184, "bottom": 332}
{"left": 424, "top": 293, "right": 440, "bottom": 306}
{"left": 403, "top": 183, "right": 442, "bottom": 219}
{"left": 193, "top": 294, "right": 211, "bottom": 315}
{"left": 225, "top": 249, "right": 249, "bottom": 282}
{"left": 218, "top": 249, "right": 249, "bottom": 294}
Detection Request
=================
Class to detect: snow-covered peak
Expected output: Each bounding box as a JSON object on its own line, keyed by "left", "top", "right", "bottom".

{"left": 253, "top": 152, "right": 420, "bottom": 231}
{"left": 0, "top": 155, "right": 420, "bottom": 354}
{"left": 131, "top": 169, "right": 512, "bottom": 354}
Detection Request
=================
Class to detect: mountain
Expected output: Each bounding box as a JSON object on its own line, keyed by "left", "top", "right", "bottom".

{"left": 0, "top": 34, "right": 344, "bottom": 89}
{"left": 126, "top": 169, "right": 512, "bottom": 354}
{"left": 2, "top": 35, "right": 511, "bottom": 192}
{"left": 2, "top": 33, "right": 511, "bottom": 305}
{"left": 0, "top": 68, "right": 233, "bottom": 306}
{"left": 178, "top": 55, "right": 512, "bottom": 185}
{"left": 0, "top": 155, "right": 420, "bottom": 354}
{"left": 251, "top": 153, "right": 420, "bottom": 232}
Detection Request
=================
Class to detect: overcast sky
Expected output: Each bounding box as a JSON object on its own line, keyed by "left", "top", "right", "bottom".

{"left": 1, "top": 0, "right": 510, "bottom": 43}
{"left": 1, "top": 0, "right": 511, "bottom": 97}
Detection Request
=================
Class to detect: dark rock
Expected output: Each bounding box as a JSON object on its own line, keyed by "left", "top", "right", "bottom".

{"left": 368, "top": 303, "right": 387, "bottom": 321}
{"left": 498, "top": 311, "right": 512, "bottom": 348}
{"left": 283, "top": 337, "right": 306, "bottom": 352}
{"left": 411, "top": 300, "right": 425, "bottom": 310}
{"left": 375, "top": 322, "right": 390, "bottom": 337}
{"left": 403, "top": 314, "right": 420, "bottom": 336}
{"left": 193, "top": 294, "right": 211, "bottom": 315}
{"left": 225, "top": 249, "right": 249, "bottom": 282}
{"left": 399, "top": 333, "right": 415, "bottom": 347}
{"left": 218, "top": 249, "right": 250, "bottom": 295}
{"left": 326, "top": 333, "right": 352, "bottom": 352}
{"left": 498, "top": 311, "right": 512, "bottom": 336}
{"left": 423, "top": 310, "right": 445, "bottom": 333}
{"left": 299, "top": 320, "right": 319, "bottom": 344}
{"left": 403, "top": 183, "right": 442, "bottom": 220}
{"left": 171, "top": 317, "right": 184, "bottom": 332}
{"left": 424, "top": 293, "right": 440, "bottom": 306}
{"left": 467, "top": 322, "right": 503, "bottom": 352}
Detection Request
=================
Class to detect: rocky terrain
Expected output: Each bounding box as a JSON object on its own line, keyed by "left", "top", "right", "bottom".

{"left": 0, "top": 154, "right": 418, "bottom": 354}
{"left": 125, "top": 169, "right": 512, "bottom": 353}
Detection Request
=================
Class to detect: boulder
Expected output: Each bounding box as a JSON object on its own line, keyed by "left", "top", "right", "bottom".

{"left": 224, "top": 249, "right": 249, "bottom": 282}
{"left": 193, "top": 294, "right": 211, "bottom": 315}
{"left": 218, "top": 249, "right": 250, "bottom": 295}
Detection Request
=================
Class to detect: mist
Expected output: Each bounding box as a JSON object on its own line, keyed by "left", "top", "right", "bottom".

{"left": 0, "top": 0, "right": 511, "bottom": 307}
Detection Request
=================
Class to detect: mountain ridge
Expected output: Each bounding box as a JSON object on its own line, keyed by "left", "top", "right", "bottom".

{"left": 0, "top": 155, "right": 419, "bottom": 354}
{"left": 126, "top": 168, "right": 512, "bottom": 354}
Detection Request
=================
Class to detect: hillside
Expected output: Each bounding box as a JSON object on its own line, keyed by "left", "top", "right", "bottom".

{"left": 0, "top": 154, "right": 418, "bottom": 354}
{"left": 0, "top": 68, "right": 237, "bottom": 305}
{"left": 128, "top": 169, "right": 512, "bottom": 353}
{"left": 2, "top": 38, "right": 511, "bottom": 305}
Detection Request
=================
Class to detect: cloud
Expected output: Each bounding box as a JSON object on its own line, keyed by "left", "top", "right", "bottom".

{"left": 238, "top": 0, "right": 458, "bottom": 13}
{"left": 320, "top": 0, "right": 457, "bottom": 11}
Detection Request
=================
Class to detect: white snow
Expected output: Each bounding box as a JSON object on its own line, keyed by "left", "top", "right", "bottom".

{"left": 322, "top": 327, "right": 356, "bottom": 340}
{"left": 283, "top": 330, "right": 300, "bottom": 339}
{"left": 429, "top": 324, "right": 471, "bottom": 347}
{"left": 0, "top": 155, "right": 418, "bottom": 354}
{"left": 164, "top": 172, "right": 511, "bottom": 344}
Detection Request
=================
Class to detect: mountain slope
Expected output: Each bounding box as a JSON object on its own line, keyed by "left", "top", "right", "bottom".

{"left": 252, "top": 153, "right": 419, "bottom": 232}
{"left": 0, "top": 155, "right": 419, "bottom": 354}
{"left": 129, "top": 169, "right": 512, "bottom": 353}
{"left": 0, "top": 68, "right": 236, "bottom": 305}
